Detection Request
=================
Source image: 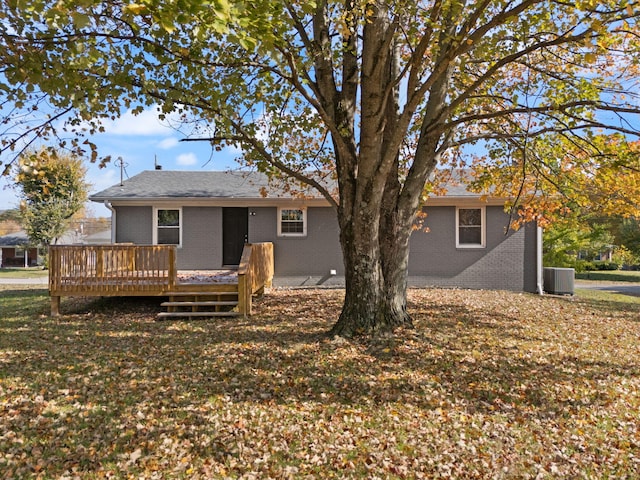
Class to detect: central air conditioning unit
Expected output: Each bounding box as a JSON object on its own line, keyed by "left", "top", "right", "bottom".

{"left": 544, "top": 267, "right": 575, "bottom": 295}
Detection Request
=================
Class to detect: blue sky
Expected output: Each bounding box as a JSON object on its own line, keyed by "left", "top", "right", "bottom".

{"left": 0, "top": 106, "right": 243, "bottom": 217}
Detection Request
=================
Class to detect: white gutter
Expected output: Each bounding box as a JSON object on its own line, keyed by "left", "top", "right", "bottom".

{"left": 536, "top": 225, "right": 544, "bottom": 294}
{"left": 104, "top": 201, "right": 116, "bottom": 243}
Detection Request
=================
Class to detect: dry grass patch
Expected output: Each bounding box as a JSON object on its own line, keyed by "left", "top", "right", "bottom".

{"left": 0, "top": 287, "right": 639, "bottom": 478}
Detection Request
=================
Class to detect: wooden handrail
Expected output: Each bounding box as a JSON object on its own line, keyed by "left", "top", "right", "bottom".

{"left": 237, "top": 242, "right": 274, "bottom": 317}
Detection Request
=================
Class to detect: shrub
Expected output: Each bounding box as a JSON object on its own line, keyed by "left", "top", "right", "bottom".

{"left": 593, "top": 261, "right": 619, "bottom": 271}
{"left": 580, "top": 261, "right": 596, "bottom": 272}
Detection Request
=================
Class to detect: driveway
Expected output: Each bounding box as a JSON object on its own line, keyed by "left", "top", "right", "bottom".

{"left": 575, "top": 281, "right": 640, "bottom": 297}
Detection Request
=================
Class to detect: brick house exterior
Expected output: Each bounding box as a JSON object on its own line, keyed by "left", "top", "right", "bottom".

{"left": 90, "top": 170, "right": 543, "bottom": 293}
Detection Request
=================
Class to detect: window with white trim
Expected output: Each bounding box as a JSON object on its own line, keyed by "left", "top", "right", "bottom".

{"left": 456, "top": 207, "right": 485, "bottom": 248}
{"left": 278, "top": 207, "right": 306, "bottom": 236}
{"left": 154, "top": 208, "right": 182, "bottom": 246}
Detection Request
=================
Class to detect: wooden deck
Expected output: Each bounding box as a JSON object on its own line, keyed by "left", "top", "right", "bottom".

{"left": 49, "top": 243, "right": 274, "bottom": 318}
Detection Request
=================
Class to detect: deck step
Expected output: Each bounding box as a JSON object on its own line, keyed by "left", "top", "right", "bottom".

{"left": 157, "top": 311, "right": 240, "bottom": 319}
{"left": 161, "top": 301, "right": 239, "bottom": 307}
{"left": 160, "top": 285, "right": 241, "bottom": 319}
{"left": 165, "top": 291, "right": 238, "bottom": 296}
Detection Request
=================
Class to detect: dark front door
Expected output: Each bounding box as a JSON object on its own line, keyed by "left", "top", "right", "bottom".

{"left": 222, "top": 207, "right": 248, "bottom": 266}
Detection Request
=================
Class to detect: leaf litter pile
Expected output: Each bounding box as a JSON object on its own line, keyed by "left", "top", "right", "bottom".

{"left": 1, "top": 286, "right": 639, "bottom": 479}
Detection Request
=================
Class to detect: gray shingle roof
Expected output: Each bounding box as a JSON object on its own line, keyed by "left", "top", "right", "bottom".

{"left": 0, "top": 230, "right": 29, "bottom": 246}
{"left": 0, "top": 229, "right": 81, "bottom": 246}
{"left": 90, "top": 170, "right": 284, "bottom": 201}
{"left": 89, "top": 169, "right": 487, "bottom": 202}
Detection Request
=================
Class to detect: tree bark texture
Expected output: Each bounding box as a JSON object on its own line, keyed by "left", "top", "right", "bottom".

{"left": 313, "top": 2, "right": 448, "bottom": 336}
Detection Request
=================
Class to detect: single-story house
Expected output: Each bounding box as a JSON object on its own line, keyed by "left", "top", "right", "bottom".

{"left": 0, "top": 230, "right": 39, "bottom": 268}
{"left": 0, "top": 228, "right": 89, "bottom": 268}
{"left": 89, "top": 170, "right": 543, "bottom": 293}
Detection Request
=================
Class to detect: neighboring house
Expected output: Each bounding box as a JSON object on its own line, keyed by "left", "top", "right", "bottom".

{"left": 578, "top": 246, "right": 615, "bottom": 262}
{"left": 0, "top": 229, "right": 86, "bottom": 268}
{"left": 0, "top": 231, "right": 39, "bottom": 267}
{"left": 90, "top": 170, "right": 543, "bottom": 293}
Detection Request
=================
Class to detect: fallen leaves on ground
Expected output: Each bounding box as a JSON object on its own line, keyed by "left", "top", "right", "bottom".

{"left": 0, "top": 286, "right": 639, "bottom": 479}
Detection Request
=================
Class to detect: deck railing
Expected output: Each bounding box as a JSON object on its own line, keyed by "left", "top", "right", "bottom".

{"left": 49, "top": 243, "right": 274, "bottom": 317}
{"left": 237, "top": 242, "right": 274, "bottom": 316}
{"left": 49, "top": 244, "right": 177, "bottom": 315}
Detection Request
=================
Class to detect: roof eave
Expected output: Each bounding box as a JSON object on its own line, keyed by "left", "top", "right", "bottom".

{"left": 425, "top": 196, "right": 507, "bottom": 206}
{"left": 89, "top": 196, "right": 334, "bottom": 207}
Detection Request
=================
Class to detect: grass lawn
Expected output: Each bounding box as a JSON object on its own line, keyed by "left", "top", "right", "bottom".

{"left": 575, "top": 287, "right": 640, "bottom": 305}
{"left": 1, "top": 286, "right": 639, "bottom": 478}
{"left": 575, "top": 270, "right": 640, "bottom": 283}
{"left": 0, "top": 267, "right": 48, "bottom": 279}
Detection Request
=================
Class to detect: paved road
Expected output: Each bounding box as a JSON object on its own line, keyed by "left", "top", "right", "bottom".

{"left": 575, "top": 281, "right": 640, "bottom": 297}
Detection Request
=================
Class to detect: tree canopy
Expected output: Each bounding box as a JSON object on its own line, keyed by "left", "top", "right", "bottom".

{"left": 15, "top": 147, "right": 88, "bottom": 248}
{"left": 1, "top": 0, "right": 639, "bottom": 333}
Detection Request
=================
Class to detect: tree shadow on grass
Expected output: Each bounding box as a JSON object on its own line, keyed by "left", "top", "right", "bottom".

{"left": 55, "top": 295, "right": 640, "bottom": 413}
{"left": 2, "top": 289, "right": 640, "bottom": 477}
{"left": 0, "top": 287, "right": 49, "bottom": 314}
{"left": 8, "top": 291, "right": 639, "bottom": 418}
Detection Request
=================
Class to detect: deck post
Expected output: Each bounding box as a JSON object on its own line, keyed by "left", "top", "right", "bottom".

{"left": 265, "top": 243, "right": 274, "bottom": 288}
{"left": 168, "top": 246, "right": 177, "bottom": 290}
{"left": 238, "top": 273, "right": 252, "bottom": 317}
{"left": 238, "top": 274, "right": 246, "bottom": 317}
{"left": 50, "top": 296, "right": 60, "bottom": 317}
{"left": 245, "top": 270, "right": 252, "bottom": 315}
{"left": 96, "top": 249, "right": 104, "bottom": 277}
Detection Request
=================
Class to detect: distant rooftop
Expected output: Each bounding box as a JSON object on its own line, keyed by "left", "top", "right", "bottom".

{"left": 0, "top": 229, "right": 83, "bottom": 246}
{"left": 0, "top": 230, "right": 29, "bottom": 246}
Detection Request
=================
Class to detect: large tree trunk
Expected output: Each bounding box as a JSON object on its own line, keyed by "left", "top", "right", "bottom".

{"left": 330, "top": 239, "right": 408, "bottom": 336}
{"left": 329, "top": 7, "right": 417, "bottom": 337}
{"left": 330, "top": 200, "right": 382, "bottom": 336}
{"left": 380, "top": 233, "right": 413, "bottom": 329}
{"left": 329, "top": 211, "right": 414, "bottom": 337}
{"left": 320, "top": 1, "right": 446, "bottom": 337}
{"left": 380, "top": 202, "right": 413, "bottom": 329}
{"left": 330, "top": 238, "right": 385, "bottom": 336}
{"left": 329, "top": 174, "right": 415, "bottom": 337}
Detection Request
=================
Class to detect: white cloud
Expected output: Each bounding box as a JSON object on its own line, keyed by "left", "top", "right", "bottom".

{"left": 100, "top": 106, "right": 181, "bottom": 137}
{"left": 88, "top": 169, "right": 117, "bottom": 194}
{"left": 158, "top": 137, "right": 179, "bottom": 149}
{"left": 223, "top": 142, "right": 243, "bottom": 156}
{"left": 176, "top": 153, "right": 198, "bottom": 166}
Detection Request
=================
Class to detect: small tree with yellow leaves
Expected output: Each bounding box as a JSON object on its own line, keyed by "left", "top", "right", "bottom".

{"left": 15, "top": 148, "right": 88, "bottom": 257}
